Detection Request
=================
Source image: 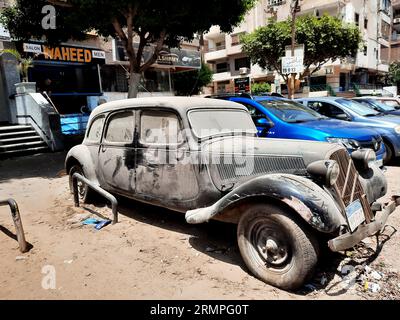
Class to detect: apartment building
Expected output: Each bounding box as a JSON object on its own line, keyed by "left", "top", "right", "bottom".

{"left": 388, "top": 0, "right": 400, "bottom": 61}
{"left": 204, "top": 0, "right": 392, "bottom": 95}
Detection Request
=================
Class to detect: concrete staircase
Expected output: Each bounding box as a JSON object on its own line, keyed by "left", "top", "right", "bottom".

{"left": 0, "top": 124, "right": 49, "bottom": 158}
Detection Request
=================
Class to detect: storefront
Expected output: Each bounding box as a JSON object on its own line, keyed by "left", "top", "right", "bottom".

{"left": 104, "top": 39, "right": 201, "bottom": 95}
{"left": 20, "top": 41, "right": 106, "bottom": 135}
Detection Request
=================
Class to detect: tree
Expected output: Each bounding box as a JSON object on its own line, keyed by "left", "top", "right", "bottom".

{"left": 172, "top": 63, "right": 213, "bottom": 96}
{"left": 389, "top": 61, "right": 400, "bottom": 90}
{"left": 1, "top": 0, "right": 256, "bottom": 98}
{"left": 251, "top": 82, "right": 271, "bottom": 95}
{"left": 241, "top": 15, "right": 362, "bottom": 96}
{"left": 0, "top": 49, "right": 33, "bottom": 82}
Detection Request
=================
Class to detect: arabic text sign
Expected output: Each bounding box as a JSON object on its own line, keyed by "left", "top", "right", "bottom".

{"left": 281, "top": 56, "right": 304, "bottom": 74}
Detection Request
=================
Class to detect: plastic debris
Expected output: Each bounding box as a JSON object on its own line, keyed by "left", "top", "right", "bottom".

{"left": 15, "top": 256, "right": 27, "bottom": 261}
{"left": 370, "top": 270, "right": 383, "bottom": 281}
{"left": 364, "top": 281, "right": 381, "bottom": 293}
{"left": 64, "top": 260, "right": 73, "bottom": 264}
{"left": 82, "top": 218, "right": 100, "bottom": 225}
{"left": 95, "top": 220, "right": 111, "bottom": 230}
{"left": 320, "top": 275, "right": 328, "bottom": 286}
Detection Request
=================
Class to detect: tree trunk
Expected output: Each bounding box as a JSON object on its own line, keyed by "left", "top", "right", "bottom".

{"left": 128, "top": 72, "right": 142, "bottom": 98}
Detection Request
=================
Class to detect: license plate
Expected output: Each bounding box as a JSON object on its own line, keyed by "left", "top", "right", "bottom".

{"left": 346, "top": 199, "right": 366, "bottom": 232}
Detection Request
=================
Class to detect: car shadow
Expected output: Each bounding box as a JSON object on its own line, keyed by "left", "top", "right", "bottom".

{"left": 86, "top": 196, "right": 397, "bottom": 296}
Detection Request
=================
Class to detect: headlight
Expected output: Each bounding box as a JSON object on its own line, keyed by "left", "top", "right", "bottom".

{"left": 395, "top": 125, "right": 400, "bottom": 134}
{"left": 351, "top": 149, "right": 377, "bottom": 170}
{"left": 326, "top": 137, "right": 360, "bottom": 150}
{"left": 307, "top": 160, "right": 340, "bottom": 186}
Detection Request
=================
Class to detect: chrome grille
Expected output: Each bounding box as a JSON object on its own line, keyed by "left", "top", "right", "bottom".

{"left": 215, "top": 155, "right": 307, "bottom": 181}
{"left": 330, "top": 149, "right": 373, "bottom": 222}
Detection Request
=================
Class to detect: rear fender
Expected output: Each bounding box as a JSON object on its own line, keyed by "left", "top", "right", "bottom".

{"left": 185, "top": 173, "right": 346, "bottom": 233}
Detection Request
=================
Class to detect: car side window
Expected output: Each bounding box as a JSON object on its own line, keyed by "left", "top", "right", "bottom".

{"left": 105, "top": 111, "right": 135, "bottom": 143}
{"left": 140, "top": 110, "right": 182, "bottom": 145}
{"left": 86, "top": 116, "right": 104, "bottom": 143}
{"left": 308, "top": 101, "right": 346, "bottom": 118}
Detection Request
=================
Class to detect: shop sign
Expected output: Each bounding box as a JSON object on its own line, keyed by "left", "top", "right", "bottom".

{"left": 234, "top": 77, "right": 250, "bottom": 93}
{"left": 22, "top": 42, "right": 106, "bottom": 64}
{"left": 114, "top": 40, "right": 201, "bottom": 69}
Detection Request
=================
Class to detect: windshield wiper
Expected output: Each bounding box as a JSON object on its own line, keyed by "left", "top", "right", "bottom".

{"left": 364, "top": 113, "right": 377, "bottom": 117}
{"left": 287, "top": 119, "right": 309, "bottom": 123}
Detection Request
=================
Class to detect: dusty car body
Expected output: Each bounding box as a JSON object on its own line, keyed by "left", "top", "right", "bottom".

{"left": 65, "top": 97, "right": 399, "bottom": 290}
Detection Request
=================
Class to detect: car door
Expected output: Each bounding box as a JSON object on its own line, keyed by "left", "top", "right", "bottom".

{"left": 98, "top": 109, "right": 136, "bottom": 195}
{"left": 135, "top": 109, "right": 199, "bottom": 205}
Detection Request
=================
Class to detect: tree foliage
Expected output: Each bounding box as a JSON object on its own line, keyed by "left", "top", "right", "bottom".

{"left": 251, "top": 82, "right": 271, "bottom": 95}
{"left": 1, "top": 0, "right": 256, "bottom": 97}
{"left": 389, "top": 61, "right": 400, "bottom": 86}
{"left": 172, "top": 63, "right": 213, "bottom": 96}
{"left": 241, "top": 15, "right": 362, "bottom": 82}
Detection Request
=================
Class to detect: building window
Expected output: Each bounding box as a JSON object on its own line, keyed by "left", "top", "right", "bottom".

{"left": 216, "top": 62, "right": 229, "bottom": 73}
{"left": 355, "top": 13, "right": 360, "bottom": 26}
{"left": 363, "top": 46, "right": 368, "bottom": 56}
{"left": 231, "top": 32, "right": 245, "bottom": 46}
{"left": 216, "top": 80, "right": 231, "bottom": 93}
{"left": 215, "top": 41, "right": 226, "bottom": 51}
{"left": 364, "top": 18, "right": 368, "bottom": 29}
{"left": 234, "top": 57, "right": 251, "bottom": 71}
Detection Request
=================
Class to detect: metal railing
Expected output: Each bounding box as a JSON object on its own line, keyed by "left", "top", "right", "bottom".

{"left": 72, "top": 173, "right": 118, "bottom": 224}
{"left": 0, "top": 198, "right": 29, "bottom": 253}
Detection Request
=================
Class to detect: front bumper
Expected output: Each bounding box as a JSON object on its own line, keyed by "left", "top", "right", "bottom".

{"left": 328, "top": 196, "right": 400, "bottom": 252}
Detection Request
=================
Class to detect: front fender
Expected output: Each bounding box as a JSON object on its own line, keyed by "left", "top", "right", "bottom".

{"left": 185, "top": 173, "right": 346, "bottom": 233}
{"left": 65, "top": 145, "right": 99, "bottom": 186}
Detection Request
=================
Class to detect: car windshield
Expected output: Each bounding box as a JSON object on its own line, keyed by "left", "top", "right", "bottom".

{"left": 258, "top": 99, "right": 324, "bottom": 123}
{"left": 188, "top": 109, "right": 257, "bottom": 138}
{"left": 337, "top": 99, "right": 380, "bottom": 116}
{"left": 362, "top": 99, "right": 396, "bottom": 112}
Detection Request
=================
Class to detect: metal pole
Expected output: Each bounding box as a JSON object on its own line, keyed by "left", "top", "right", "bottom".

{"left": 289, "top": 0, "right": 299, "bottom": 99}
{"left": 72, "top": 173, "right": 118, "bottom": 224}
{"left": 0, "top": 199, "right": 29, "bottom": 253}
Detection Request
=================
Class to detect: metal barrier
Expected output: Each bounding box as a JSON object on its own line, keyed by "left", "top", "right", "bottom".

{"left": 0, "top": 198, "right": 29, "bottom": 253}
{"left": 72, "top": 173, "right": 118, "bottom": 224}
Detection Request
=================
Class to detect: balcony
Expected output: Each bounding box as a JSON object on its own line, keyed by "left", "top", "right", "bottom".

{"left": 212, "top": 72, "right": 231, "bottom": 82}
{"left": 204, "top": 48, "right": 227, "bottom": 62}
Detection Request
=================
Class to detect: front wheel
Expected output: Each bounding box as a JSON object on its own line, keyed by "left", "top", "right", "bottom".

{"left": 68, "top": 164, "right": 94, "bottom": 204}
{"left": 237, "top": 203, "right": 319, "bottom": 291}
{"left": 383, "top": 141, "right": 393, "bottom": 165}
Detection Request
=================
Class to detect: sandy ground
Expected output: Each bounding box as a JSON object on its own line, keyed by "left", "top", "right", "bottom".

{"left": 0, "top": 151, "right": 400, "bottom": 300}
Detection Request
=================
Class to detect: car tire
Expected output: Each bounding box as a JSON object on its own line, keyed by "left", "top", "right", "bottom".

{"left": 383, "top": 141, "right": 393, "bottom": 165}
{"left": 237, "top": 203, "right": 319, "bottom": 291}
{"left": 68, "top": 164, "right": 94, "bottom": 204}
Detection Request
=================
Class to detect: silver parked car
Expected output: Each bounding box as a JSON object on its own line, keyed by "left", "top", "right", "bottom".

{"left": 65, "top": 97, "right": 399, "bottom": 290}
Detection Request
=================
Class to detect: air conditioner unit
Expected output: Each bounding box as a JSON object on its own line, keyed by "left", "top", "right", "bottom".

{"left": 239, "top": 67, "right": 250, "bottom": 75}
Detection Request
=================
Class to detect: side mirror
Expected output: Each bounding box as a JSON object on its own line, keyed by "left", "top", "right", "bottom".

{"left": 335, "top": 114, "right": 350, "bottom": 121}
{"left": 256, "top": 117, "right": 273, "bottom": 128}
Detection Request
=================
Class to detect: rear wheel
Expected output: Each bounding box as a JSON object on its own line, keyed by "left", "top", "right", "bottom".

{"left": 237, "top": 203, "right": 319, "bottom": 291}
{"left": 68, "top": 164, "right": 94, "bottom": 203}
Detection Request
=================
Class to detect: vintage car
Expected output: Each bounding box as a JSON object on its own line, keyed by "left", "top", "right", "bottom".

{"left": 65, "top": 97, "right": 399, "bottom": 290}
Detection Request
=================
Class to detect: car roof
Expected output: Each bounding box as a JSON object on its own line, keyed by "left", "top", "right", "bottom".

{"left": 296, "top": 97, "right": 342, "bottom": 101}
{"left": 91, "top": 97, "right": 247, "bottom": 117}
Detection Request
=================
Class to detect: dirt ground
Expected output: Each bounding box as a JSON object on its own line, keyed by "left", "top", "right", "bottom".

{"left": 1, "top": 152, "right": 400, "bottom": 300}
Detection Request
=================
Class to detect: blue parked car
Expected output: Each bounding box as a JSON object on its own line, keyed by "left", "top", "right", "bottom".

{"left": 211, "top": 95, "right": 386, "bottom": 165}
{"left": 353, "top": 97, "right": 400, "bottom": 116}
{"left": 296, "top": 97, "right": 400, "bottom": 163}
